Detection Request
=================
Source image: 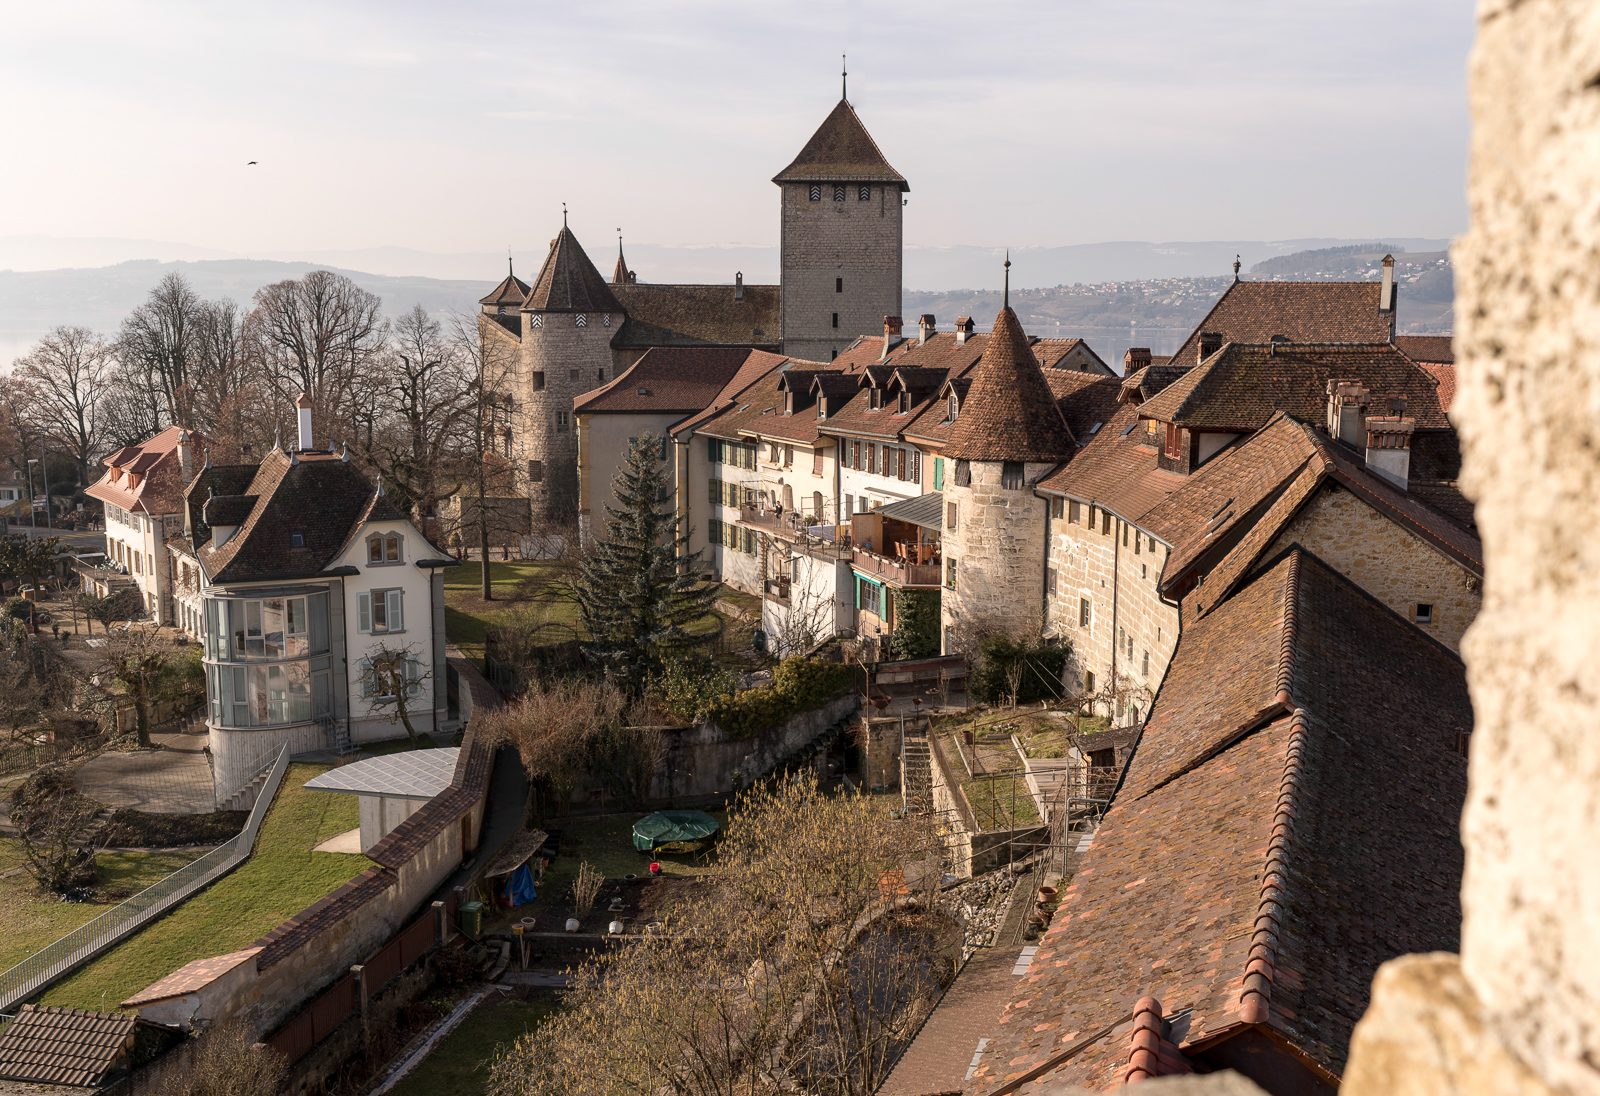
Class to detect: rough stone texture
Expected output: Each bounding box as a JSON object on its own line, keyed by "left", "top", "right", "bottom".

{"left": 1341, "top": 5, "right": 1600, "bottom": 1094}
{"left": 506, "top": 310, "right": 614, "bottom": 517}
{"left": 779, "top": 182, "right": 902, "bottom": 363}
{"left": 942, "top": 461, "right": 1053, "bottom": 651}
{"left": 1264, "top": 483, "right": 1480, "bottom": 651}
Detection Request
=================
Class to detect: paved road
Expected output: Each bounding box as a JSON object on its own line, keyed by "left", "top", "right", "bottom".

{"left": 73, "top": 727, "right": 214, "bottom": 815}
{"left": 9, "top": 524, "right": 106, "bottom": 553}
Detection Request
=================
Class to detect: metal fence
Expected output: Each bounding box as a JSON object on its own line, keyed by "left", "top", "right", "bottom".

{"left": 0, "top": 745, "right": 291, "bottom": 1013}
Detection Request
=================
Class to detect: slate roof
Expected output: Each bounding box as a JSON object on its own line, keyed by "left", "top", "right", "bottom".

{"left": 575, "top": 348, "right": 772, "bottom": 416}
{"left": 1168, "top": 280, "right": 1397, "bottom": 368}
{"left": 1136, "top": 342, "right": 1450, "bottom": 432}
{"left": 1395, "top": 334, "right": 1453, "bottom": 363}
{"left": 305, "top": 748, "right": 459, "bottom": 798}
{"left": 86, "top": 424, "right": 204, "bottom": 516}
{"left": 971, "top": 548, "right": 1469, "bottom": 1092}
{"left": 121, "top": 948, "right": 262, "bottom": 1006}
{"left": 523, "top": 226, "right": 625, "bottom": 313}
{"left": 191, "top": 449, "right": 390, "bottom": 585}
{"left": 0, "top": 1005, "right": 137, "bottom": 1087}
{"left": 772, "top": 99, "right": 908, "bottom": 190}
{"left": 478, "top": 268, "right": 531, "bottom": 307}
{"left": 942, "top": 307, "right": 1074, "bottom": 462}
{"left": 611, "top": 283, "right": 781, "bottom": 350}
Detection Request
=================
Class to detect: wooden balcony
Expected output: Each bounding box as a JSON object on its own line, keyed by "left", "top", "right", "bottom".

{"left": 850, "top": 547, "right": 942, "bottom": 588}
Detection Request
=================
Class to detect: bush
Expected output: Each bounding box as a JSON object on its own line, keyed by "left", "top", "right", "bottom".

{"left": 3, "top": 598, "right": 31, "bottom": 620}
{"left": 888, "top": 589, "right": 940, "bottom": 661}
{"left": 654, "top": 654, "right": 737, "bottom": 724}
{"left": 707, "top": 657, "right": 854, "bottom": 739}
{"left": 970, "top": 635, "right": 1072, "bottom": 705}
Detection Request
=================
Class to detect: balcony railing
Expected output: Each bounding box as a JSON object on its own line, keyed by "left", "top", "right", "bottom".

{"left": 851, "top": 547, "right": 942, "bottom": 588}
{"left": 763, "top": 577, "right": 792, "bottom": 605}
{"left": 737, "top": 507, "right": 850, "bottom": 558}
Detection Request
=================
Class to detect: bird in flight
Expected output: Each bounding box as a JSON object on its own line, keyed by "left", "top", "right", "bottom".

{"left": 247, "top": 161, "right": 258, "bottom": 165}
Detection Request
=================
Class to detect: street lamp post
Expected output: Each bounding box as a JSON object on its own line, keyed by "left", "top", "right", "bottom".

{"left": 25, "top": 459, "right": 37, "bottom": 533}
{"left": 39, "top": 444, "right": 51, "bottom": 531}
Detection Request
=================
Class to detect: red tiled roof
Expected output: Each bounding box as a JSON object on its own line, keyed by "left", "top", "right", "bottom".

{"left": 668, "top": 352, "right": 802, "bottom": 439}
{"left": 1395, "top": 334, "right": 1454, "bottom": 364}
{"left": 942, "top": 308, "right": 1074, "bottom": 462}
{"left": 1168, "top": 280, "right": 1396, "bottom": 367}
{"left": 772, "top": 99, "right": 908, "bottom": 190}
{"left": 85, "top": 424, "right": 205, "bottom": 516}
{"left": 1034, "top": 402, "right": 1186, "bottom": 521}
{"left": 524, "top": 226, "right": 625, "bottom": 313}
{"left": 121, "top": 948, "right": 262, "bottom": 1006}
{"left": 1416, "top": 361, "right": 1457, "bottom": 411}
{"left": 574, "top": 348, "right": 767, "bottom": 416}
{"left": 1137, "top": 342, "right": 1449, "bottom": 432}
{"left": 1045, "top": 372, "right": 1122, "bottom": 442}
{"left": 971, "top": 549, "right": 1469, "bottom": 1091}
{"left": 478, "top": 269, "right": 531, "bottom": 307}
{"left": 0, "top": 1005, "right": 138, "bottom": 1088}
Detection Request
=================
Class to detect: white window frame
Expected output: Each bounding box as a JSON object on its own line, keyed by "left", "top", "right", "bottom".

{"left": 359, "top": 656, "right": 421, "bottom": 699}
{"left": 357, "top": 589, "right": 405, "bottom": 634}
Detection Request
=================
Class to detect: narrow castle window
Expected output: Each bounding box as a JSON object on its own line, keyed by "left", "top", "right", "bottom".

{"left": 809, "top": 185, "right": 822, "bottom": 202}
{"left": 836, "top": 277, "right": 843, "bottom": 293}
{"left": 954, "top": 460, "right": 971, "bottom": 487}
{"left": 832, "top": 313, "right": 839, "bottom": 329}
{"left": 530, "top": 372, "right": 546, "bottom": 391}
{"left": 1001, "top": 462, "right": 1024, "bottom": 489}
{"left": 528, "top": 460, "right": 543, "bottom": 482}
{"left": 556, "top": 412, "right": 569, "bottom": 432}
{"left": 833, "top": 185, "right": 846, "bottom": 201}
{"left": 1415, "top": 604, "right": 1434, "bottom": 624}
{"left": 1080, "top": 599, "right": 1091, "bottom": 628}
{"left": 858, "top": 185, "right": 870, "bottom": 201}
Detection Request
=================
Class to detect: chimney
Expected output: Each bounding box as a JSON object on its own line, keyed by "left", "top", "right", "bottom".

{"left": 175, "top": 428, "right": 193, "bottom": 486}
{"left": 954, "top": 316, "right": 975, "bottom": 346}
{"left": 1325, "top": 380, "right": 1372, "bottom": 446}
{"left": 735, "top": 272, "right": 744, "bottom": 302}
{"left": 881, "top": 316, "right": 903, "bottom": 360}
{"left": 1379, "top": 254, "right": 1396, "bottom": 313}
{"left": 1268, "top": 334, "right": 1288, "bottom": 358}
{"left": 296, "top": 391, "right": 313, "bottom": 452}
{"left": 1124, "top": 347, "right": 1152, "bottom": 374}
{"left": 1364, "top": 413, "right": 1415, "bottom": 490}
{"left": 1198, "top": 332, "right": 1223, "bottom": 363}
{"left": 918, "top": 314, "right": 936, "bottom": 345}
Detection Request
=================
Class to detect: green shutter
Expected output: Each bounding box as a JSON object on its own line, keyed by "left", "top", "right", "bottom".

{"left": 934, "top": 457, "right": 945, "bottom": 490}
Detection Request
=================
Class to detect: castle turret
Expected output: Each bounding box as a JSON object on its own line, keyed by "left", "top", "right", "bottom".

{"left": 774, "top": 97, "right": 906, "bottom": 362}
{"left": 479, "top": 257, "right": 530, "bottom": 316}
{"left": 515, "top": 223, "right": 626, "bottom": 517}
{"left": 939, "top": 303, "right": 1074, "bottom": 652}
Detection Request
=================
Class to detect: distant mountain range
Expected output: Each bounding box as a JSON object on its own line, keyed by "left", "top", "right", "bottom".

{"left": 0, "top": 236, "right": 1453, "bottom": 368}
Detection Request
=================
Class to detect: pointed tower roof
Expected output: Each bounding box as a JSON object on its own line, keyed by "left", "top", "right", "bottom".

{"left": 772, "top": 99, "right": 909, "bottom": 191}
{"left": 478, "top": 259, "right": 530, "bottom": 307}
{"left": 612, "top": 235, "right": 632, "bottom": 285}
{"left": 524, "top": 225, "right": 626, "bottom": 313}
{"left": 943, "top": 307, "right": 1074, "bottom": 462}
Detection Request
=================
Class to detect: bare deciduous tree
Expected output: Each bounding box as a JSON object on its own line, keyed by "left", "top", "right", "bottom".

{"left": 359, "top": 640, "right": 432, "bottom": 747}
{"left": 12, "top": 326, "right": 116, "bottom": 485}
{"left": 118, "top": 271, "right": 203, "bottom": 427}
{"left": 443, "top": 312, "right": 520, "bottom": 600}
{"left": 166, "top": 1020, "right": 287, "bottom": 1096}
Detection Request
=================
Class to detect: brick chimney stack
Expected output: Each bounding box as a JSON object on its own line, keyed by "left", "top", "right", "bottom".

{"left": 1379, "top": 254, "right": 1396, "bottom": 312}
{"left": 918, "top": 314, "right": 936, "bottom": 345}
{"left": 1125, "top": 347, "right": 1152, "bottom": 374}
{"left": 1198, "top": 332, "right": 1223, "bottom": 363}
{"left": 1365, "top": 413, "right": 1415, "bottom": 490}
{"left": 954, "top": 316, "right": 975, "bottom": 346}
{"left": 880, "top": 316, "right": 903, "bottom": 361}
{"left": 735, "top": 272, "right": 744, "bottom": 302}
{"left": 1326, "top": 380, "right": 1373, "bottom": 446}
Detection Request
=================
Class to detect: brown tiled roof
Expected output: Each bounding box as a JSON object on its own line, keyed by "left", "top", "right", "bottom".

{"left": 612, "top": 240, "right": 631, "bottom": 285}
{"left": 478, "top": 269, "right": 531, "bottom": 307}
{"left": 942, "top": 307, "right": 1074, "bottom": 462}
{"left": 86, "top": 424, "right": 207, "bottom": 516}
{"left": 253, "top": 867, "right": 396, "bottom": 969}
{"left": 697, "top": 369, "right": 845, "bottom": 446}
{"left": 972, "top": 549, "right": 1469, "bottom": 1091}
{"left": 1168, "top": 280, "right": 1396, "bottom": 367}
{"left": 668, "top": 352, "right": 801, "bottom": 439}
{"left": 1119, "top": 364, "right": 1190, "bottom": 404}
{"left": 1045, "top": 372, "right": 1121, "bottom": 441}
{"left": 1395, "top": 334, "right": 1453, "bottom": 363}
{"left": 574, "top": 348, "right": 765, "bottom": 415}
{"left": 487, "top": 312, "right": 522, "bottom": 338}
{"left": 611, "top": 283, "right": 781, "bottom": 349}
{"left": 1034, "top": 402, "right": 1186, "bottom": 521}
{"left": 1033, "top": 337, "right": 1109, "bottom": 373}
{"left": 122, "top": 948, "right": 262, "bottom": 1006}
{"left": 772, "top": 99, "right": 908, "bottom": 190}
{"left": 1416, "top": 361, "right": 1457, "bottom": 411}
{"left": 1137, "top": 342, "right": 1449, "bottom": 432}
{"left": 0, "top": 1005, "right": 137, "bottom": 1087}
{"left": 523, "top": 226, "right": 624, "bottom": 313}
{"left": 193, "top": 449, "right": 389, "bottom": 584}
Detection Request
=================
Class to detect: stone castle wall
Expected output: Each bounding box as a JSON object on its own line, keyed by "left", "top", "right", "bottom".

{"left": 511, "top": 310, "right": 616, "bottom": 517}
{"left": 1266, "top": 483, "right": 1480, "bottom": 652}
{"left": 779, "top": 182, "right": 901, "bottom": 362}
{"left": 941, "top": 461, "right": 1053, "bottom": 652}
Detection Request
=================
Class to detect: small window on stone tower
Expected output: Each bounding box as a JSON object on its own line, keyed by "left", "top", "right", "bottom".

{"left": 833, "top": 185, "right": 846, "bottom": 201}
{"left": 836, "top": 277, "right": 843, "bottom": 293}
{"left": 954, "top": 460, "right": 971, "bottom": 487}
{"left": 530, "top": 372, "right": 546, "bottom": 391}
{"left": 832, "top": 313, "right": 839, "bottom": 329}
{"left": 1001, "top": 462, "right": 1024, "bottom": 489}
{"left": 1415, "top": 604, "right": 1434, "bottom": 624}
{"left": 528, "top": 460, "right": 543, "bottom": 483}
{"left": 809, "top": 185, "right": 822, "bottom": 202}
{"left": 858, "top": 185, "right": 871, "bottom": 201}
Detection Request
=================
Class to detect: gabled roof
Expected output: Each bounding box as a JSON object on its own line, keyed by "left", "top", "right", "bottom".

{"left": 1045, "top": 372, "right": 1122, "bottom": 442}
{"left": 1119, "top": 364, "right": 1191, "bottom": 404}
{"left": 684, "top": 367, "right": 844, "bottom": 446}
{"left": 0, "top": 1004, "right": 139, "bottom": 1087}
{"left": 523, "top": 226, "right": 625, "bottom": 313}
{"left": 478, "top": 268, "right": 530, "bottom": 307}
{"left": 668, "top": 352, "right": 803, "bottom": 439}
{"left": 121, "top": 947, "right": 262, "bottom": 1006}
{"left": 1033, "top": 337, "right": 1112, "bottom": 374}
{"left": 1395, "top": 334, "right": 1453, "bottom": 363}
{"left": 86, "top": 424, "right": 205, "bottom": 516}
{"left": 575, "top": 348, "right": 775, "bottom": 416}
{"left": 192, "top": 449, "right": 397, "bottom": 584}
{"left": 772, "top": 99, "right": 908, "bottom": 190}
{"left": 972, "top": 548, "right": 1469, "bottom": 1092}
{"left": 1168, "top": 279, "right": 1396, "bottom": 367}
{"left": 611, "top": 283, "right": 781, "bottom": 350}
{"left": 1137, "top": 342, "right": 1450, "bottom": 432}
{"left": 1034, "top": 402, "right": 1185, "bottom": 520}
{"left": 942, "top": 307, "right": 1074, "bottom": 462}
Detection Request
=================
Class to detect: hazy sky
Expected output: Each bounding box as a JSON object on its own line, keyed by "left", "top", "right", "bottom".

{"left": 0, "top": 1, "right": 1473, "bottom": 260}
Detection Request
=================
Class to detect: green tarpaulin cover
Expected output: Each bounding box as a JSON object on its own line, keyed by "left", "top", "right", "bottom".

{"left": 632, "top": 810, "right": 720, "bottom": 852}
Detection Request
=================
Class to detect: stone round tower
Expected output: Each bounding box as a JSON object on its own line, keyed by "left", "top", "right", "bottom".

{"left": 515, "top": 223, "right": 626, "bottom": 518}
{"left": 939, "top": 304, "right": 1074, "bottom": 654}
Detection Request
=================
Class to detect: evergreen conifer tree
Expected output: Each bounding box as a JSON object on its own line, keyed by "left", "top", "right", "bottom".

{"left": 576, "top": 434, "right": 719, "bottom": 694}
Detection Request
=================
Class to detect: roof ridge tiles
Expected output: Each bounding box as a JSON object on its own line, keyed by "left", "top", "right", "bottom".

{"left": 1240, "top": 706, "right": 1311, "bottom": 1026}
{"left": 1274, "top": 548, "right": 1304, "bottom": 707}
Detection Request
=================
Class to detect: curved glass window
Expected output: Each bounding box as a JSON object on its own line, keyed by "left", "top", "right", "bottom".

{"left": 203, "top": 592, "right": 332, "bottom": 727}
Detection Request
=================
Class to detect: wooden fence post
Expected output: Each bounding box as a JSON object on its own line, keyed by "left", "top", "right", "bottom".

{"left": 352, "top": 964, "right": 367, "bottom": 1044}
{"left": 433, "top": 900, "right": 447, "bottom": 944}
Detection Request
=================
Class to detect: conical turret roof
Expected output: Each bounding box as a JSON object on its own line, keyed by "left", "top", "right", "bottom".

{"left": 612, "top": 237, "right": 631, "bottom": 285}
{"left": 479, "top": 267, "right": 530, "bottom": 307}
{"left": 772, "top": 100, "right": 908, "bottom": 191}
{"left": 524, "top": 225, "right": 625, "bottom": 313}
{"left": 943, "top": 306, "right": 1074, "bottom": 462}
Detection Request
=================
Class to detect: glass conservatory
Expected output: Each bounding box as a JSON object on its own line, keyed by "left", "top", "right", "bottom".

{"left": 202, "top": 589, "right": 333, "bottom": 727}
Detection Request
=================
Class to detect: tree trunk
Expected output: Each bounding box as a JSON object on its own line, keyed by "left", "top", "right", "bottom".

{"left": 478, "top": 467, "right": 492, "bottom": 602}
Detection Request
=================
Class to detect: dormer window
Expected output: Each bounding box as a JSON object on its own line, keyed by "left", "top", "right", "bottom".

{"left": 290, "top": 531, "right": 305, "bottom": 548}
{"left": 897, "top": 390, "right": 909, "bottom": 413}
{"left": 367, "top": 533, "right": 402, "bottom": 564}
{"left": 785, "top": 391, "right": 794, "bottom": 415}
{"left": 817, "top": 398, "right": 827, "bottom": 421}
{"left": 948, "top": 394, "right": 959, "bottom": 421}
{"left": 868, "top": 389, "right": 882, "bottom": 411}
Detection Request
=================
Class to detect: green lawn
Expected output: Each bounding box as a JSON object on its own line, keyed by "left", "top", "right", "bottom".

{"left": 39, "top": 763, "right": 361, "bottom": 1011}
{"left": 390, "top": 993, "right": 559, "bottom": 1096}
{"left": 443, "top": 561, "right": 583, "bottom": 666}
{"left": 0, "top": 841, "right": 207, "bottom": 975}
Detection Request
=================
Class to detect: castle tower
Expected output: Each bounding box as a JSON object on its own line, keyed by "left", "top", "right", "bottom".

{"left": 773, "top": 97, "right": 907, "bottom": 362}
{"left": 939, "top": 303, "right": 1074, "bottom": 653}
{"left": 515, "top": 223, "right": 626, "bottom": 518}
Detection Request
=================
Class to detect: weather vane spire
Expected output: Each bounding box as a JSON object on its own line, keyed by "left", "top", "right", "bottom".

{"left": 842, "top": 54, "right": 847, "bottom": 100}
{"left": 508, "top": 245, "right": 513, "bottom": 277}
{"left": 1004, "top": 251, "right": 1011, "bottom": 308}
{"left": 562, "top": 202, "right": 568, "bottom": 228}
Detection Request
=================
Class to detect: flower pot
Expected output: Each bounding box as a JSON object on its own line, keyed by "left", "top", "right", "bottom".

{"left": 609, "top": 920, "right": 624, "bottom": 936}
{"left": 1037, "top": 886, "right": 1058, "bottom": 903}
{"left": 623, "top": 874, "right": 638, "bottom": 885}
{"left": 565, "top": 918, "right": 580, "bottom": 933}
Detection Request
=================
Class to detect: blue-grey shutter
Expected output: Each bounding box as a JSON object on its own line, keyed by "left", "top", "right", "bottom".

{"left": 357, "top": 592, "right": 371, "bottom": 633}
{"left": 386, "top": 590, "right": 403, "bottom": 633}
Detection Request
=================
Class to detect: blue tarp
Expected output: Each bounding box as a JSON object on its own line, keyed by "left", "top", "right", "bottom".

{"left": 506, "top": 863, "right": 538, "bottom": 907}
